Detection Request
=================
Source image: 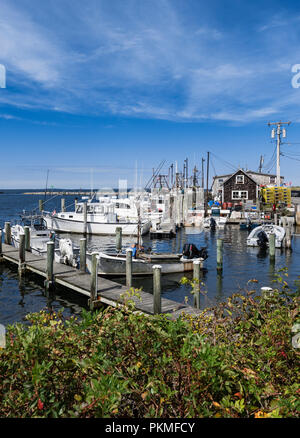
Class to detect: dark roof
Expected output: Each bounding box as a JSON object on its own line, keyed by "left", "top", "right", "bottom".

{"left": 213, "top": 170, "right": 281, "bottom": 182}
{"left": 222, "top": 169, "right": 258, "bottom": 186}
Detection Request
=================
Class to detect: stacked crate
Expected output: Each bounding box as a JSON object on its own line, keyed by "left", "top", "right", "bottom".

{"left": 261, "top": 187, "right": 291, "bottom": 205}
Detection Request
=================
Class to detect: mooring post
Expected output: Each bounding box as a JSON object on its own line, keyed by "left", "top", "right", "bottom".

{"left": 24, "top": 226, "right": 30, "bottom": 251}
{"left": 61, "top": 198, "right": 65, "bottom": 212}
{"left": 116, "top": 227, "right": 122, "bottom": 252}
{"left": 39, "top": 199, "right": 44, "bottom": 212}
{"left": 269, "top": 233, "right": 275, "bottom": 260}
{"left": 4, "top": 222, "right": 11, "bottom": 245}
{"left": 285, "top": 223, "right": 292, "bottom": 249}
{"left": 45, "top": 241, "right": 55, "bottom": 291}
{"left": 18, "top": 233, "right": 26, "bottom": 276}
{"left": 80, "top": 238, "right": 87, "bottom": 272}
{"left": 193, "top": 260, "right": 201, "bottom": 309}
{"left": 261, "top": 286, "right": 274, "bottom": 300}
{"left": 217, "top": 238, "right": 223, "bottom": 271}
{"left": 0, "top": 229, "right": 3, "bottom": 261}
{"left": 126, "top": 248, "right": 132, "bottom": 288}
{"left": 83, "top": 202, "right": 87, "bottom": 236}
{"left": 90, "top": 252, "right": 98, "bottom": 308}
{"left": 153, "top": 264, "right": 162, "bottom": 315}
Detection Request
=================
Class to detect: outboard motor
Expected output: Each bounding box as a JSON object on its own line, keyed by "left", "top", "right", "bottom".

{"left": 182, "top": 243, "right": 208, "bottom": 260}
{"left": 257, "top": 230, "right": 268, "bottom": 248}
{"left": 210, "top": 217, "right": 216, "bottom": 230}
{"left": 59, "top": 238, "right": 77, "bottom": 267}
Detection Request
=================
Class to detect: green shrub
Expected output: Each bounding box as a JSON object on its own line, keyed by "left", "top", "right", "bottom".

{"left": 0, "top": 280, "right": 299, "bottom": 418}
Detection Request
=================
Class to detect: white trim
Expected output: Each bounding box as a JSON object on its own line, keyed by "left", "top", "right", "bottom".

{"left": 232, "top": 190, "right": 248, "bottom": 200}
{"left": 235, "top": 175, "right": 244, "bottom": 184}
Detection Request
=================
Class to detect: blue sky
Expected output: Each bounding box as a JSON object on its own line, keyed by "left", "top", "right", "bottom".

{"left": 1, "top": 0, "right": 300, "bottom": 188}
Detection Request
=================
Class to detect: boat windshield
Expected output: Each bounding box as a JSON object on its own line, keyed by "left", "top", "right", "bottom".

{"left": 22, "top": 216, "right": 47, "bottom": 230}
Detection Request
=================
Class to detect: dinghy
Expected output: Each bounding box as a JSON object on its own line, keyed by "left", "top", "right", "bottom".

{"left": 86, "top": 243, "right": 208, "bottom": 276}
{"left": 246, "top": 224, "right": 285, "bottom": 248}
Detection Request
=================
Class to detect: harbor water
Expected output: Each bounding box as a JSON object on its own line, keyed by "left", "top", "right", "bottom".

{"left": 1, "top": 190, "right": 299, "bottom": 325}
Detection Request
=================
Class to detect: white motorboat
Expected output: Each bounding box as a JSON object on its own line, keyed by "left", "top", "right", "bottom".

{"left": 9, "top": 216, "right": 79, "bottom": 267}
{"left": 86, "top": 243, "right": 208, "bottom": 276}
{"left": 246, "top": 224, "right": 286, "bottom": 248}
{"left": 203, "top": 216, "right": 227, "bottom": 229}
{"left": 43, "top": 200, "right": 151, "bottom": 236}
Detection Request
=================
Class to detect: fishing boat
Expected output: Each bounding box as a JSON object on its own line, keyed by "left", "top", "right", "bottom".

{"left": 9, "top": 215, "right": 79, "bottom": 267}
{"left": 86, "top": 243, "right": 208, "bottom": 276}
{"left": 246, "top": 224, "right": 286, "bottom": 248}
{"left": 42, "top": 199, "right": 151, "bottom": 236}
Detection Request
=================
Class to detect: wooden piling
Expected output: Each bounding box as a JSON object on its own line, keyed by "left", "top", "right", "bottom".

{"left": 80, "top": 238, "right": 87, "bottom": 272}
{"left": 4, "top": 222, "right": 11, "bottom": 245}
{"left": 193, "top": 260, "right": 201, "bottom": 309}
{"left": 0, "top": 230, "right": 3, "bottom": 261}
{"left": 285, "top": 224, "right": 292, "bottom": 249}
{"left": 90, "top": 253, "right": 98, "bottom": 306}
{"left": 24, "top": 226, "right": 30, "bottom": 251}
{"left": 261, "top": 286, "right": 274, "bottom": 300}
{"left": 18, "top": 233, "right": 26, "bottom": 275}
{"left": 83, "top": 202, "right": 87, "bottom": 235}
{"left": 116, "top": 227, "right": 122, "bottom": 252}
{"left": 45, "top": 241, "right": 54, "bottom": 291}
{"left": 217, "top": 239, "right": 223, "bottom": 271}
{"left": 39, "top": 200, "right": 44, "bottom": 212}
{"left": 269, "top": 233, "right": 275, "bottom": 259}
{"left": 153, "top": 264, "right": 162, "bottom": 314}
{"left": 296, "top": 205, "right": 300, "bottom": 226}
{"left": 61, "top": 198, "right": 65, "bottom": 212}
{"left": 126, "top": 248, "right": 132, "bottom": 288}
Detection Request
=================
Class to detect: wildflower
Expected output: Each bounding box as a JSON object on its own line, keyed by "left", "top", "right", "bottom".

{"left": 37, "top": 398, "right": 44, "bottom": 411}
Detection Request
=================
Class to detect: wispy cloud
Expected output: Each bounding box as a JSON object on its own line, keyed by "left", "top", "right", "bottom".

{"left": 0, "top": 0, "right": 300, "bottom": 124}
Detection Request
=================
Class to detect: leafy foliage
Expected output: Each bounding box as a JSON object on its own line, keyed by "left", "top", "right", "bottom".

{"left": 0, "top": 277, "right": 299, "bottom": 418}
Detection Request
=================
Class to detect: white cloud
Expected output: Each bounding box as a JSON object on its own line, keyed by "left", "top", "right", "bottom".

{"left": 0, "top": 0, "right": 300, "bottom": 124}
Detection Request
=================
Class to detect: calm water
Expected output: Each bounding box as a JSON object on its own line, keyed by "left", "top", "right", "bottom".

{"left": 1, "top": 190, "right": 299, "bottom": 325}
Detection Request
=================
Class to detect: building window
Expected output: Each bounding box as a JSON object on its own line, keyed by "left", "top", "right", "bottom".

{"left": 269, "top": 176, "right": 276, "bottom": 184}
{"left": 218, "top": 178, "right": 223, "bottom": 183}
{"left": 235, "top": 175, "right": 244, "bottom": 184}
{"left": 232, "top": 190, "right": 248, "bottom": 200}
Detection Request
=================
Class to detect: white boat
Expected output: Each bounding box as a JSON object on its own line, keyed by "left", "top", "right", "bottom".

{"left": 43, "top": 200, "right": 151, "bottom": 236}
{"left": 86, "top": 243, "right": 208, "bottom": 276}
{"left": 10, "top": 216, "right": 79, "bottom": 267}
{"left": 203, "top": 216, "right": 227, "bottom": 229}
{"left": 246, "top": 224, "right": 286, "bottom": 248}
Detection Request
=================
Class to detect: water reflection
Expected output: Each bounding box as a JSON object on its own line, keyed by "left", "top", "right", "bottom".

{"left": 1, "top": 190, "right": 300, "bottom": 320}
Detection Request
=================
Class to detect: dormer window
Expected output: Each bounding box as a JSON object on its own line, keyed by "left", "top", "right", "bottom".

{"left": 236, "top": 175, "right": 244, "bottom": 184}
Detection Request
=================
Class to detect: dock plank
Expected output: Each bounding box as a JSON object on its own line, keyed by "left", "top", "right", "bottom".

{"left": 1, "top": 243, "right": 202, "bottom": 318}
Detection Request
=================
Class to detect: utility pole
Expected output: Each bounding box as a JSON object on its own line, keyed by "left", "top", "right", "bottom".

{"left": 268, "top": 121, "right": 291, "bottom": 186}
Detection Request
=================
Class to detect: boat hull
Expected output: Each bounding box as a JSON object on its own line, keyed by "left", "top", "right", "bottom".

{"left": 246, "top": 225, "right": 285, "bottom": 248}
{"left": 43, "top": 215, "right": 151, "bottom": 236}
{"left": 86, "top": 252, "right": 205, "bottom": 276}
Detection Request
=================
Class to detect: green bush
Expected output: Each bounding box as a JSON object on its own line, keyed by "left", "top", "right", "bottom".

{"left": 0, "top": 281, "right": 299, "bottom": 418}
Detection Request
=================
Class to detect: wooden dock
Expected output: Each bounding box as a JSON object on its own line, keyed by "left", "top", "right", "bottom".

{"left": 0, "top": 243, "right": 202, "bottom": 320}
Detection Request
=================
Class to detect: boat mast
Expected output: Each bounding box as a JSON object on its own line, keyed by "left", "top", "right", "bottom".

{"left": 137, "top": 202, "right": 141, "bottom": 247}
